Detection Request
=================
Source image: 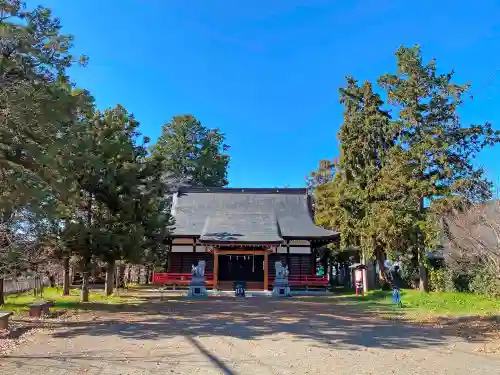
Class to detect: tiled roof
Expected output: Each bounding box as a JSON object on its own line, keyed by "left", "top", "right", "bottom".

{"left": 170, "top": 187, "right": 338, "bottom": 243}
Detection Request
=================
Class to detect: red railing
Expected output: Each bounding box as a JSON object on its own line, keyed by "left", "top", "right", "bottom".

{"left": 269, "top": 275, "right": 328, "bottom": 288}
{"left": 152, "top": 272, "right": 214, "bottom": 286}
{"left": 152, "top": 272, "right": 327, "bottom": 289}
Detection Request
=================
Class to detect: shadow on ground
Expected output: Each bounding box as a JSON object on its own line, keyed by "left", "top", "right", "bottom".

{"left": 2, "top": 293, "right": 500, "bottom": 375}
{"left": 30, "top": 294, "right": 496, "bottom": 351}
{"left": 0, "top": 340, "right": 242, "bottom": 375}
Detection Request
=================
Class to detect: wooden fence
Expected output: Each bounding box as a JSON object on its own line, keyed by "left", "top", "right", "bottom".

{"left": 3, "top": 277, "right": 50, "bottom": 294}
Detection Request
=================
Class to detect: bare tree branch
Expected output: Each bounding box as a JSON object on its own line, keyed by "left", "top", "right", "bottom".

{"left": 444, "top": 198, "right": 500, "bottom": 276}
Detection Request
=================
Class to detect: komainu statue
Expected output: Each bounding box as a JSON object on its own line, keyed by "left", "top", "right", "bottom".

{"left": 191, "top": 260, "right": 206, "bottom": 277}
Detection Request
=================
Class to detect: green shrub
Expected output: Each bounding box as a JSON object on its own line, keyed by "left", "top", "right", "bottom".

{"left": 429, "top": 268, "right": 445, "bottom": 291}
{"left": 401, "top": 265, "right": 419, "bottom": 289}
{"left": 428, "top": 267, "right": 472, "bottom": 292}
{"left": 428, "top": 267, "right": 454, "bottom": 292}
{"left": 451, "top": 272, "right": 472, "bottom": 292}
{"left": 469, "top": 266, "right": 500, "bottom": 298}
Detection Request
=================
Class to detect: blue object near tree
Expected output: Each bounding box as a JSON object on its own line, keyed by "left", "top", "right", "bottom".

{"left": 392, "top": 288, "right": 402, "bottom": 306}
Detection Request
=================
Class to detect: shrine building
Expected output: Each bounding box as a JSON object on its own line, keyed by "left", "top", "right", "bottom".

{"left": 163, "top": 187, "right": 339, "bottom": 291}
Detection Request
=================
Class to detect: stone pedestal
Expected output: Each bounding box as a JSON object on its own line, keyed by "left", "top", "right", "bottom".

{"left": 186, "top": 260, "right": 207, "bottom": 298}
{"left": 188, "top": 275, "right": 207, "bottom": 297}
{"left": 272, "top": 277, "right": 291, "bottom": 297}
{"left": 272, "top": 260, "right": 292, "bottom": 297}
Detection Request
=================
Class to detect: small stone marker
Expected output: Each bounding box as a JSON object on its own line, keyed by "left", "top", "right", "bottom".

{"left": 28, "top": 300, "right": 54, "bottom": 318}
{"left": 0, "top": 311, "right": 13, "bottom": 330}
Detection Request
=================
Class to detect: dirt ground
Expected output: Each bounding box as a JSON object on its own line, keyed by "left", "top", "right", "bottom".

{"left": 0, "top": 294, "right": 499, "bottom": 375}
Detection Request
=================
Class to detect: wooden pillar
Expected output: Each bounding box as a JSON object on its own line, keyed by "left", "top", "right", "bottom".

{"left": 264, "top": 250, "right": 269, "bottom": 291}
{"left": 213, "top": 249, "right": 219, "bottom": 289}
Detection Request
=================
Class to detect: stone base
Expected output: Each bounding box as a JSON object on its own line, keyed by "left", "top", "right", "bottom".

{"left": 187, "top": 276, "right": 207, "bottom": 297}
{"left": 187, "top": 284, "right": 207, "bottom": 297}
{"left": 272, "top": 281, "right": 291, "bottom": 297}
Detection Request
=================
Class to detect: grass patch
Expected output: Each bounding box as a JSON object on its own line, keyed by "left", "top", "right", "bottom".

{"left": 400, "top": 290, "right": 500, "bottom": 317}
{"left": 333, "top": 289, "right": 500, "bottom": 318}
{"left": 1, "top": 287, "right": 138, "bottom": 314}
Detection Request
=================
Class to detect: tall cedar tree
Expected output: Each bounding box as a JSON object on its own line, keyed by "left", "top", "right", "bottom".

{"left": 315, "top": 47, "right": 500, "bottom": 291}
{"left": 314, "top": 78, "right": 415, "bottom": 282}
{"left": 307, "top": 159, "right": 335, "bottom": 193}
{"left": 151, "top": 115, "right": 230, "bottom": 187}
{"left": 378, "top": 46, "right": 500, "bottom": 290}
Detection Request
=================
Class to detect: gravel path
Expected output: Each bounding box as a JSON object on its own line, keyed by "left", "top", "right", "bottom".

{"left": 0, "top": 296, "right": 499, "bottom": 375}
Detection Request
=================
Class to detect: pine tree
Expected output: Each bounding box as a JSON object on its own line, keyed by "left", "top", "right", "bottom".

{"left": 61, "top": 106, "right": 172, "bottom": 300}
{"left": 0, "top": 1, "right": 93, "bottom": 300}
{"left": 0, "top": 1, "right": 88, "bottom": 194}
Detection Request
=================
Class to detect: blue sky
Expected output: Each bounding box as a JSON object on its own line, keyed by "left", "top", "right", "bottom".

{"left": 35, "top": 0, "right": 500, "bottom": 188}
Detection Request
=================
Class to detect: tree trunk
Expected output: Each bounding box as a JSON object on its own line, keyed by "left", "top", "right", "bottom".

{"left": 375, "top": 247, "right": 389, "bottom": 288}
{"left": 335, "top": 263, "right": 340, "bottom": 285}
{"left": 361, "top": 253, "right": 369, "bottom": 293}
{"left": 49, "top": 275, "right": 55, "bottom": 288}
{"left": 417, "top": 249, "right": 429, "bottom": 291}
{"left": 105, "top": 259, "right": 115, "bottom": 296}
{"left": 118, "top": 264, "right": 125, "bottom": 288}
{"left": 0, "top": 278, "right": 4, "bottom": 305}
{"left": 81, "top": 272, "right": 89, "bottom": 302}
{"left": 81, "top": 191, "right": 92, "bottom": 303}
{"left": 418, "top": 197, "right": 429, "bottom": 292}
{"left": 419, "top": 262, "right": 429, "bottom": 292}
{"left": 62, "top": 257, "right": 70, "bottom": 296}
{"left": 33, "top": 274, "right": 39, "bottom": 297}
